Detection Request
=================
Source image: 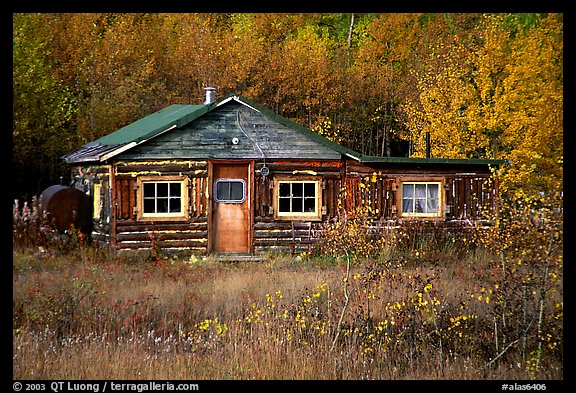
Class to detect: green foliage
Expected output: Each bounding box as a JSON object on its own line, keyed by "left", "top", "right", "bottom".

{"left": 13, "top": 14, "right": 80, "bottom": 199}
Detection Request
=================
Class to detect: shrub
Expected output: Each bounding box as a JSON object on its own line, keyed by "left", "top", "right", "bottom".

{"left": 13, "top": 196, "right": 58, "bottom": 252}
{"left": 13, "top": 196, "right": 90, "bottom": 254}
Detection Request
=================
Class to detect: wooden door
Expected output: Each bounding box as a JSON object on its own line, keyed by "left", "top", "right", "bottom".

{"left": 211, "top": 163, "right": 250, "bottom": 253}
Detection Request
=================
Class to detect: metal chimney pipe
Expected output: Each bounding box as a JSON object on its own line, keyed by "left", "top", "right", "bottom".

{"left": 204, "top": 87, "right": 216, "bottom": 105}
{"left": 425, "top": 132, "right": 431, "bottom": 158}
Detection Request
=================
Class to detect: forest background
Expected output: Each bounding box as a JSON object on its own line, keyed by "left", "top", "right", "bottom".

{"left": 12, "top": 13, "right": 563, "bottom": 208}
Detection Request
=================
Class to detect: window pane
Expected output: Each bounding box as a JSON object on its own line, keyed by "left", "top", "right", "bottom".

{"left": 292, "top": 197, "right": 304, "bottom": 212}
{"left": 157, "top": 183, "right": 168, "bottom": 197}
{"left": 157, "top": 198, "right": 169, "bottom": 213}
{"left": 279, "top": 183, "right": 290, "bottom": 197}
{"left": 427, "top": 184, "right": 439, "bottom": 198}
{"left": 277, "top": 181, "right": 319, "bottom": 216}
{"left": 230, "top": 182, "right": 244, "bottom": 200}
{"left": 402, "top": 199, "right": 413, "bottom": 213}
{"left": 143, "top": 183, "right": 155, "bottom": 198}
{"left": 169, "top": 197, "right": 181, "bottom": 213}
{"left": 144, "top": 199, "right": 155, "bottom": 213}
{"left": 141, "top": 180, "right": 185, "bottom": 216}
{"left": 216, "top": 180, "right": 244, "bottom": 202}
{"left": 403, "top": 184, "right": 414, "bottom": 198}
{"left": 304, "top": 183, "right": 315, "bottom": 197}
{"left": 401, "top": 182, "right": 442, "bottom": 215}
{"left": 304, "top": 198, "right": 316, "bottom": 212}
{"left": 279, "top": 198, "right": 290, "bottom": 212}
{"left": 427, "top": 184, "right": 439, "bottom": 213}
{"left": 170, "top": 183, "right": 181, "bottom": 197}
{"left": 216, "top": 182, "right": 230, "bottom": 200}
{"left": 415, "top": 184, "right": 427, "bottom": 198}
{"left": 292, "top": 183, "right": 303, "bottom": 197}
{"left": 415, "top": 199, "right": 426, "bottom": 213}
{"left": 427, "top": 197, "right": 438, "bottom": 213}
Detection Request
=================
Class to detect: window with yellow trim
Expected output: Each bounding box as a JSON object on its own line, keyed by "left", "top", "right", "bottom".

{"left": 137, "top": 176, "right": 189, "bottom": 220}
{"left": 274, "top": 178, "right": 321, "bottom": 220}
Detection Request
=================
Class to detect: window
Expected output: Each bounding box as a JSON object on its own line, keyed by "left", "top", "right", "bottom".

{"left": 137, "top": 176, "right": 188, "bottom": 220}
{"left": 401, "top": 181, "right": 442, "bottom": 217}
{"left": 214, "top": 179, "right": 246, "bottom": 203}
{"left": 274, "top": 178, "right": 321, "bottom": 220}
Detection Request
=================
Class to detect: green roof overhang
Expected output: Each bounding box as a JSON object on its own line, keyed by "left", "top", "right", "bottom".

{"left": 95, "top": 104, "right": 207, "bottom": 145}
{"left": 358, "top": 155, "right": 508, "bottom": 166}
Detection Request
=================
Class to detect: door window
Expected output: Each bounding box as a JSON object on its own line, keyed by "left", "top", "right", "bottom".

{"left": 214, "top": 179, "right": 246, "bottom": 203}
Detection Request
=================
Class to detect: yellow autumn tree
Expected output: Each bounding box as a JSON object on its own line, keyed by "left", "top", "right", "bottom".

{"left": 405, "top": 34, "right": 486, "bottom": 159}
{"left": 499, "top": 14, "right": 562, "bottom": 203}
{"left": 405, "top": 13, "right": 563, "bottom": 204}
{"left": 466, "top": 14, "right": 563, "bottom": 203}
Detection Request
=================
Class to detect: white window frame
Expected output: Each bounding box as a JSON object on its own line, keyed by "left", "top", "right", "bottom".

{"left": 273, "top": 177, "right": 322, "bottom": 221}
{"left": 399, "top": 180, "right": 443, "bottom": 218}
{"left": 136, "top": 176, "right": 189, "bottom": 221}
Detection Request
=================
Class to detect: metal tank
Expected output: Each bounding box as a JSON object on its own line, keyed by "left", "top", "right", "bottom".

{"left": 39, "top": 185, "right": 92, "bottom": 234}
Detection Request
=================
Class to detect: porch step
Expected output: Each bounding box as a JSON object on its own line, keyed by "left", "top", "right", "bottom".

{"left": 214, "top": 253, "right": 264, "bottom": 262}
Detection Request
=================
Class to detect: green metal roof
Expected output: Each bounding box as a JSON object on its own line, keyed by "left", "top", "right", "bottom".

{"left": 95, "top": 104, "right": 206, "bottom": 145}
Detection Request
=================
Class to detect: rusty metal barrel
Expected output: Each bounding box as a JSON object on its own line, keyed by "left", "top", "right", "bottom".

{"left": 39, "top": 185, "right": 93, "bottom": 234}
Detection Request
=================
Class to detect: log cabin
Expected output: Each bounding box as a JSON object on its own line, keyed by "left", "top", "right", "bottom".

{"left": 62, "top": 89, "right": 506, "bottom": 256}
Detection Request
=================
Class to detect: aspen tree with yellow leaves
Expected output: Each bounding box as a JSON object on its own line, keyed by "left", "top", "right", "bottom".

{"left": 403, "top": 13, "right": 562, "bottom": 204}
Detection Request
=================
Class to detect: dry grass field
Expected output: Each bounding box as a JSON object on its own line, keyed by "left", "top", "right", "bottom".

{"left": 13, "top": 197, "right": 563, "bottom": 381}
{"left": 12, "top": 245, "right": 562, "bottom": 380}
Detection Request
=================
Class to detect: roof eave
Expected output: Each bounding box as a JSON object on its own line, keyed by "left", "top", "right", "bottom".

{"left": 359, "top": 156, "right": 509, "bottom": 166}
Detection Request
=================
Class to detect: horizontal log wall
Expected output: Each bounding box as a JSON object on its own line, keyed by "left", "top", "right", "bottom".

{"left": 252, "top": 218, "right": 324, "bottom": 253}
{"left": 344, "top": 161, "right": 497, "bottom": 223}
{"left": 115, "top": 217, "right": 208, "bottom": 252}
{"left": 252, "top": 160, "right": 342, "bottom": 252}
{"left": 102, "top": 158, "right": 498, "bottom": 255}
{"left": 254, "top": 160, "right": 343, "bottom": 219}
{"left": 112, "top": 160, "right": 209, "bottom": 252}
